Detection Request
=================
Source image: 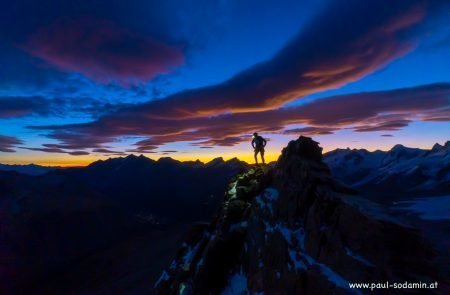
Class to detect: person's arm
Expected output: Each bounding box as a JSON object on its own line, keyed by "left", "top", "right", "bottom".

{"left": 263, "top": 138, "right": 267, "bottom": 147}
{"left": 251, "top": 138, "right": 256, "bottom": 148}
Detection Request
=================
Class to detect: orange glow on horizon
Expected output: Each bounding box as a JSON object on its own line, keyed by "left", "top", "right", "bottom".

{"left": 1, "top": 128, "right": 446, "bottom": 167}
{"left": 0, "top": 151, "right": 281, "bottom": 167}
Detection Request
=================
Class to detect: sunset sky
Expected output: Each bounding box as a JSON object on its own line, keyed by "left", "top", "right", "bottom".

{"left": 1, "top": 0, "right": 449, "bottom": 166}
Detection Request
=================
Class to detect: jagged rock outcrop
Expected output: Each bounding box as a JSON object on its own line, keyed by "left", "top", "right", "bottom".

{"left": 156, "top": 137, "right": 444, "bottom": 294}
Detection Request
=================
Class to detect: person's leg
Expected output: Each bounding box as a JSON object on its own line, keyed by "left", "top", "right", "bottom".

{"left": 261, "top": 150, "right": 265, "bottom": 164}
{"left": 254, "top": 150, "right": 259, "bottom": 164}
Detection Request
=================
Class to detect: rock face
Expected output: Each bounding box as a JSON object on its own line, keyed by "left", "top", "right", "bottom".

{"left": 156, "top": 137, "right": 445, "bottom": 294}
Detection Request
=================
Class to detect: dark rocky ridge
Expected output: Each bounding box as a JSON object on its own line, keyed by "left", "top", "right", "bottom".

{"left": 156, "top": 136, "right": 446, "bottom": 294}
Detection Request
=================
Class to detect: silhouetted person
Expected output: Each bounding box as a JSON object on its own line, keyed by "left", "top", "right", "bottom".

{"left": 251, "top": 132, "right": 267, "bottom": 164}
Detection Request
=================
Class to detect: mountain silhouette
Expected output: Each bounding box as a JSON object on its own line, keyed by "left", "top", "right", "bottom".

{"left": 0, "top": 155, "right": 248, "bottom": 294}
{"left": 0, "top": 163, "right": 56, "bottom": 175}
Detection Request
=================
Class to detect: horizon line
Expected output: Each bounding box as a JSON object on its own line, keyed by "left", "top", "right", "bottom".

{"left": 1, "top": 140, "right": 447, "bottom": 168}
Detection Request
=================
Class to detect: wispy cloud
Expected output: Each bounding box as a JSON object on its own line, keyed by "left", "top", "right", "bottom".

{"left": 0, "top": 135, "right": 23, "bottom": 153}
{"left": 29, "top": 83, "right": 450, "bottom": 153}
{"left": 0, "top": 95, "right": 133, "bottom": 119}
{"left": 283, "top": 127, "right": 337, "bottom": 136}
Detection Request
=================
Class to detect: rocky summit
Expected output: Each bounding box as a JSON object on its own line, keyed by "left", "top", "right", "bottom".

{"left": 155, "top": 136, "right": 445, "bottom": 294}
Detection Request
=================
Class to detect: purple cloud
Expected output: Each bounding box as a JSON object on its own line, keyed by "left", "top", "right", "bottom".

{"left": 0, "top": 135, "right": 23, "bottom": 152}
{"left": 68, "top": 151, "right": 90, "bottom": 156}
{"left": 21, "top": 145, "right": 90, "bottom": 156}
{"left": 92, "top": 148, "right": 127, "bottom": 156}
{"left": 283, "top": 127, "right": 337, "bottom": 136}
{"left": 353, "top": 120, "right": 412, "bottom": 132}
{"left": 30, "top": 83, "right": 450, "bottom": 153}
{"left": 23, "top": 17, "right": 184, "bottom": 84}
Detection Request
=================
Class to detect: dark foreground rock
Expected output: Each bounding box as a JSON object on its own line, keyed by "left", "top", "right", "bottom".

{"left": 156, "top": 136, "right": 448, "bottom": 294}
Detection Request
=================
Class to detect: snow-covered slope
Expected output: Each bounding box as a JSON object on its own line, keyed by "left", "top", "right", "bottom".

{"left": 324, "top": 141, "right": 450, "bottom": 195}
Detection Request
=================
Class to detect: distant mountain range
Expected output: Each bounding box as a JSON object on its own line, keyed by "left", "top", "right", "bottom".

{"left": 0, "top": 163, "right": 56, "bottom": 175}
{"left": 0, "top": 156, "right": 247, "bottom": 175}
{"left": 324, "top": 141, "right": 450, "bottom": 198}
{"left": 0, "top": 155, "right": 249, "bottom": 294}
{"left": 4, "top": 141, "right": 448, "bottom": 198}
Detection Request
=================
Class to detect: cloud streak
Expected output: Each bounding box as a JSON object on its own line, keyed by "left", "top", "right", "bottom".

{"left": 0, "top": 135, "right": 23, "bottom": 153}
{"left": 22, "top": 143, "right": 91, "bottom": 156}
{"left": 0, "top": 95, "right": 132, "bottom": 119}
{"left": 30, "top": 83, "right": 450, "bottom": 153}
{"left": 283, "top": 127, "right": 337, "bottom": 136}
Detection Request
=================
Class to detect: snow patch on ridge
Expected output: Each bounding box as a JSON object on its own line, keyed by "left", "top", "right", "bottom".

{"left": 288, "top": 249, "right": 307, "bottom": 271}
{"left": 230, "top": 221, "right": 249, "bottom": 232}
{"left": 154, "top": 270, "right": 170, "bottom": 288}
{"left": 220, "top": 268, "right": 249, "bottom": 295}
{"left": 302, "top": 253, "right": 362, "bottom": 295}
{"left": 255, "top": 187, "right": 279, "bottom": 215}
{"left": 264, "top": 188, "right": 279, "bottom": 201}
{"left": 345, "top": 247, "right": 375, "bottom": 267}
{"left": 269, "top": 220, "right": 359, "bottom": 294}
{"left": 181, "top": 241, "right": 201, "bottom": 271}
{"left": 393, "top": 195, "right": 450, "bottom": 220}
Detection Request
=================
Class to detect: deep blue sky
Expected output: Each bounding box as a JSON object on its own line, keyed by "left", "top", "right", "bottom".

{"left": 0, "top": 0, "right": 449, "bottom": 165}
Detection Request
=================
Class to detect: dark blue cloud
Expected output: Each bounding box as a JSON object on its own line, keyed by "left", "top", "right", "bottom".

{"left": 22, "top": 17, "right": 184, "bottom": 84}
{"left": 0, "top": 135, "right": 23, "bottom": 153}
{"left": 283, "top": 127, "right": 337, "bottom": 136}
{"left": 0, "top": 0, "right": 190, "bottom": 89}
{"left": 0, "top": 95, "right": 132, "bottom": 119}
{"left": 0, "top": 96, "right": 49, "bottom": 118}
{"left": 22, "top": 145, "right": 90, "bottom": 156}
{"left": 0, "top": 43, "right": 70, "bottom": 90}
{"left": 1, "top": 0, "right": 177, "bottom": 42}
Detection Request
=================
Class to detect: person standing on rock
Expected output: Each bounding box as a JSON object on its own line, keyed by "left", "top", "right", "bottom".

{"left": 251, "top": 132, "right": 267, "bottom": 165}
